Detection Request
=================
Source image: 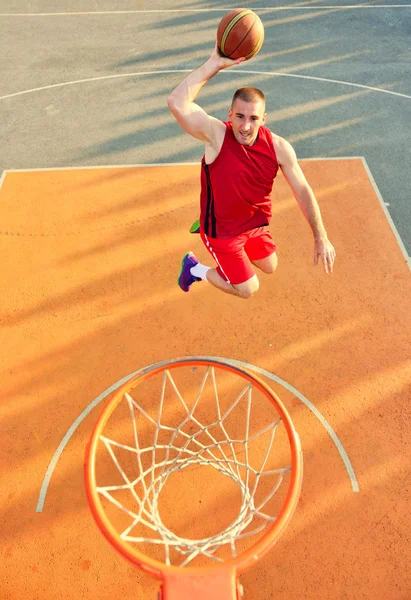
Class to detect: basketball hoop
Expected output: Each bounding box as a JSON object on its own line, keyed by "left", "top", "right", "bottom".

{"left": 84, "top": 357, "right": 303, "bottom": 599}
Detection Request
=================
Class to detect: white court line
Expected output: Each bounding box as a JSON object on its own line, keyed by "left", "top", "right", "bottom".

{"left": 3, "top": 156, "right": 363, "bottom": 173}
{"left": 5, "top": 162, "right": 199, "bottom": 172}
{"left": 0, "top": 170, "right": 7, "bottom": 191}
{"left": 302, "top": 156, "right": 364, "bottom": 161}
{"left": 236, "top": 70, "right": 411, "bottom": 101}
{"left": 36, "top": 357, "right": 359, "bottom": 512}
{"left": 2, "top": 69, "right": 411, "bottom": 103}
{"left": 220, "top": 359, "right": 360, "bottom": 491}
{"left": 35, "top": 368, "right": 144, "bottom": 512}
{"left": 1, "top": 6, "right": 411, "bottom": 16}
{"left": 0, "top": 71, "right": 191, "bottom": 101}
{"left": 361, "top": 157, "right": 411, "bottom": 267}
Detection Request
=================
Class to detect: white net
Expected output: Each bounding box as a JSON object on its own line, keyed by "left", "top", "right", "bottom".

{"left": 93, "top": 364, "right": 294, "bottom": 567}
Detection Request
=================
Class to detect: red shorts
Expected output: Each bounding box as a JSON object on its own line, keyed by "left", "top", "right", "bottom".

{"left": 201, "top": 227, "right": 277, "bottom": 285}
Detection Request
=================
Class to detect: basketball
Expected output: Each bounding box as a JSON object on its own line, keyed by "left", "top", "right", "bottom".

{"left": 217, "top": 8, "right": 264, "bottom": 61}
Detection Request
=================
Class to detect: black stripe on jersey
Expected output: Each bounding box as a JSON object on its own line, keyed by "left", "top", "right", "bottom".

{"left": 203, "top": 163, "right": 217, "bottom": 237}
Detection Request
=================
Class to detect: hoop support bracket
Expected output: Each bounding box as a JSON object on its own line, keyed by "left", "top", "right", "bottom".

{"left": 158, "top": 567, "right": 243, "bottom": 600}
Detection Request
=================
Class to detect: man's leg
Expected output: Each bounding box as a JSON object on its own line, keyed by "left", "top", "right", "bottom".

{"left": 251, "top": 252, "right": 278, "bottom": 274}
{"left": 178, "top": 231, "right": 263, "bottom": 298}
{"left": 205, "top": 269, "right": 259, "bottom": 299}
{"left": 245, "top": 228, "right": 278, "bottom": 275}
{"left": 198, "top": 231, "right": 260, "bottom": 298}
{"left": 179, "top": 256, "right": 259, "bottom": 299}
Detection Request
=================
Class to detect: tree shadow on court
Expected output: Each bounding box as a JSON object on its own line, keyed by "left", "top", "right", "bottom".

{"left": 78, "top": 76, "right": 388, "bottom": 168}
{"left": 114, "top": 39, "right": 215, "bottom": 69}
{"left": 2, "top": 5, "right": 411, "bottom": 600}
{"left": 73, "top": 3, "right": 411, "bottom": 173}
{"left": 76, "top": 4, "right": 384, "bottom": 164}
{"left": 143, "top": 4, "right": 349, "bottom": 34}
{"left": 2, "top": 164, "right": 411, "bottom": 477}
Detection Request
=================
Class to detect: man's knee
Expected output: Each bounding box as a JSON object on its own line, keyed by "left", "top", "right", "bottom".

{"left": 234, "top": 276, "right": 260, "bottom": 299}
{"left": 262, "top": 261, "right": 277, "bottom": 275}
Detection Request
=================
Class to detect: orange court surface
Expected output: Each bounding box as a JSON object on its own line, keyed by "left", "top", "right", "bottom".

{"left": 1, "top": 158, "right": 411, "bottom": 599}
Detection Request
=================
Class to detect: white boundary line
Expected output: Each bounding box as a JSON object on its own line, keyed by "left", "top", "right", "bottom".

{"left": 222, "top": 359, "right": 360, "bottom": 491}
{"left": 0, "top": 71, "right": 190, "bottom": 101}
{"left": 2, "top": 69, "right": 411, "bottom": 103}
{"left": 1, "top": 6, "right": 411, "bottom": 16}
{"left": 361, "top": 157, "right": 411, "bottom": 267}
{"left": 0, "top": 170, "right": 7, "bottom": 191}
{"left": 35, "top": 369, "right": 141, "bottom": 513}
{"left": 5, "top": 162, "right": 199, "bottom": 172}
{"left": 36, "top": 357, "right": 359, "bottom": 512}
{"left": 2, "top": 156, "right": 363, "bottom": 173}
{"left": 237, "top": 70, "right": 411, "bottom": 100}
{"left": 300, "top": 156, "right": 363, "bottom": 161}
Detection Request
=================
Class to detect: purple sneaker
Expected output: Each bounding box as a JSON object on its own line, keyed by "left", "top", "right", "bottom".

{"left": 178, "top": 252, "right": 201, "bottom": 292}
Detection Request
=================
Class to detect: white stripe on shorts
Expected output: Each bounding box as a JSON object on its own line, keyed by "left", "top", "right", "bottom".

{"left": 204, "top": 234, "right": 232, "bottom": 285}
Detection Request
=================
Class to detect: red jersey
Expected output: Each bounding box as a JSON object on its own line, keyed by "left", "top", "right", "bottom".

{"left": 200, "top": 122, "right": 279, "bottom": 238}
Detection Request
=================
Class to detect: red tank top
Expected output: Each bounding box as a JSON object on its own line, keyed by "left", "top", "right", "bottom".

{"left": 200, "top": 122, "right": 279, "bottom": 238}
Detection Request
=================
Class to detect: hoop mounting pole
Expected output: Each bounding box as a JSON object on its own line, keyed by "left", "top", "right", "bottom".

{"left": 159, "top": 567, "right": 242, "bottom": 600}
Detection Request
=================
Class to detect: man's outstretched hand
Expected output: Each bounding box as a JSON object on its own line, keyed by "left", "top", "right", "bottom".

{"left": 209, "top": 43, "right": 246, "bottom": 71}
{"left": 314, "top": 237, "right": 336, "bottom": 274}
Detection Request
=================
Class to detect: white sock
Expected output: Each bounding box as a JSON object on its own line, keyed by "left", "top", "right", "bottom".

{"left": 190, "top": 263, "right": 210, "bottom": 281}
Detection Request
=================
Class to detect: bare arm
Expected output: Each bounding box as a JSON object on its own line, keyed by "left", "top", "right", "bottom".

{"left": 275, "top": 135, "right": 336, "bottom": 273}
{"left": 167, "top": 45, "right": 244, "bottom": 145}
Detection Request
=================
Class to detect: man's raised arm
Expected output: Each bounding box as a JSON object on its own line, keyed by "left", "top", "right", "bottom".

{"left": 167, "top": 45, "right": 244, "bottom": 144}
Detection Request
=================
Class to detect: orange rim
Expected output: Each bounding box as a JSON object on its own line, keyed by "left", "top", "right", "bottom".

{"left": 84, "top": 357, "right": 303, "bottom": 580}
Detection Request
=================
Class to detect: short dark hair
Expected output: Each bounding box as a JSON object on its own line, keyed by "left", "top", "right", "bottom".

{"left": 231, "top": 87, "right": 265, "bottom": 108}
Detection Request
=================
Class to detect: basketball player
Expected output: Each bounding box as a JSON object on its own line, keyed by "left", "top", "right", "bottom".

{"left": 167, "top": 45, "right": 336, "bottom": 299}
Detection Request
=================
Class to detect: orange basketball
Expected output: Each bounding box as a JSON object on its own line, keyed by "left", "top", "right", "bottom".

{"left": 217, "top": 8, "right": 264, "bottom": 61}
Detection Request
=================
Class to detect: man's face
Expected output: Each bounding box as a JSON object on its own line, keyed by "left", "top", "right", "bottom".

{"left": 228, "top": 98, "right": 266, "bottom": 146}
